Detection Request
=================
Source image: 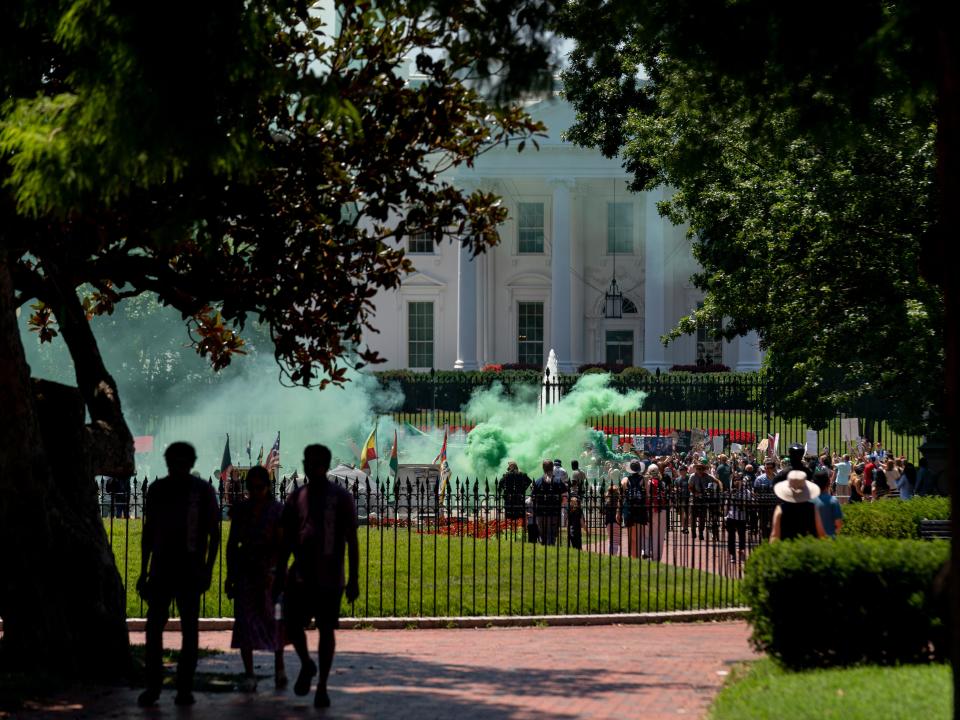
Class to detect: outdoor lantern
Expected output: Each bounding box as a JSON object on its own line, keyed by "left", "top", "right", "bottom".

{"left": 604, "top": 277, "right": 623, "bottom": 319}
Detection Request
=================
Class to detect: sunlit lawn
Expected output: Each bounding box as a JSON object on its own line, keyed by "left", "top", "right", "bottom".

{"left": 106, "top": 519, "right": 740, "bottom": 619}
{"left": 709, "top": 658, "right": 952, "bottom": 720}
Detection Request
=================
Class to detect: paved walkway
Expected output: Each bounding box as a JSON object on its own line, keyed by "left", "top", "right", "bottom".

{"left": 14, "top": 622, "right": 756, "bottom": 719}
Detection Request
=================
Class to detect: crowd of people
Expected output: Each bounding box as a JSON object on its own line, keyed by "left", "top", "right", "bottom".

{"left": 492, "top": 439, "right": 940, "bottom": 566}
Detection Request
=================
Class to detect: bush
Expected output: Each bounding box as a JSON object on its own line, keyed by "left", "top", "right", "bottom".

{"left": 743, "top": 537, "right": 948, "bottom": 668}
{"left": 842, "top": 497, "right": 950, "bottom": 539}
{"left": 669, "top": 363, "right": 731, "bottom": 373}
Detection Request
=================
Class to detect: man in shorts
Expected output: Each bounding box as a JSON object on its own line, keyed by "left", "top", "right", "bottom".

{"left": 278, "top": 444, "right": 359, "bottom": 708}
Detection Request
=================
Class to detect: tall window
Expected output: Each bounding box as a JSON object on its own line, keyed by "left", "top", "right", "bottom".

{"left": 606, "top": 330, "right": 634, "bottom": 366}
{"left": 517, "top": 202, "right": 545, "bottom": 254}
{"left": 517, "top": 302, "right": 544, "bottom": 365}
{"left": 607, "top": 202, "right": 633, "bottom": 254}
{"left": 408, "top": 233, "right": 433, "bottom": 254}
{"left": 408, "top": 302, "right": 434, "bottom": 368}
{"left": 696, "top": 302, "right": 723, "bottom": 365}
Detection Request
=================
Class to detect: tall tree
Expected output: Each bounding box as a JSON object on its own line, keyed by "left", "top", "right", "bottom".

{"left": 559, "top": 0, "right": 958, "bottom": 711}
{"left": 563, "top": 40, "right": 940, "bottom": 432}
{"left": 0, "top": 0, "right": 553, "bottom": 678}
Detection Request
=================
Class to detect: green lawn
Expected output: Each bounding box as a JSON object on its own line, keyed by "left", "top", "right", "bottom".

{"left": 106, "top": 519, "right": 740, "bottom": 618}
{"left": 709, "top": 659, "right": 952, "bottom": 720}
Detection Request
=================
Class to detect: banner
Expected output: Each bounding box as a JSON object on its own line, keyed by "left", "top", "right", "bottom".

{"left": 674, "top": 430, "right": 692, "bottom": 453}
{"left": 841, "top": 418, "right": 859, "bottom": 442}
{"left": 805, "top": 429, "right": 818, "bottom": 458}
{"left": 712, "top": 435, "right": 725, "bottom": 455}
{"left": 643, "top": 436, "right": 673, "bottom": 455}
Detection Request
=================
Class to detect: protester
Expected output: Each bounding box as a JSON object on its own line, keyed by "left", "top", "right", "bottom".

{"left": 862, "top": 455, "right": 877, "bottom": 499}
{"left": 770, "top": 470, "right": 826, "bottom": 541}
{"left": 833, "top": 454, "right": 851, "bottom": 491}
{"left": 604, "top": 482, "right": 621, "bottom": 554}
{"left": 688, "top": 460, "right": 716, "bottom": 541}
{"left": 849, "top": 464, "right": 865, "bottom": 503}
{"left": 500, "top": 460, "right": 532, "bottom": 523}
{"left": 896, "top": 461, "right": 917, "bottom": 500}
{"left": 525, "top": 496, "right": 539, "bottom": 544}
{"left": 137, "top": 442, "right": 221, "bottom": 707}
{"left": 725, "top": 476, "right": 751, "bottom": 563}
{"left": 715, "top": 454, "right": 732, "bottom": 490}
{"left": 882, "top": 458, "right": 901, "bottom": 498}
{"left": 568, "top": 460, "right": 586, "bottom": 500}
{"left": 643, "top": 463, "right": 666, "bottom": 561}
{"left": 532, "top": 459, "right": 566, "bottom": 545}
{"left": 621, "top": 460, "right": 647, "bottom": 558}
{"left": 567, "top": 496, "right": 584, "bottom": 550}
{"left": 277, "top": 444, "right": 359, "bottom": 709}
{"left": 225, "top": 465, "right": 286, "bottom": 692}
{"left": 812, "top": 468, "right": 843, "bottom": 538}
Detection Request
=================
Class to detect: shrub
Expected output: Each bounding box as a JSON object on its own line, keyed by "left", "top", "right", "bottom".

{"left": 577, "top": 362, "right": 630, "bottom": 374}
{"left": 743, "top": 537, "right": 948, "bottom": 668}
{"left": 669, "top": 363, "right": 731, "bottom": 373}
{"left": 842, "top": 497, "right": 950, "bottom": 539}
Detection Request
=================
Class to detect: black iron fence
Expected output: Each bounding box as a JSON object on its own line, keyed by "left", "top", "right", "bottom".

{"left": 102, "top": 475, "right": 783, "bottom": 620}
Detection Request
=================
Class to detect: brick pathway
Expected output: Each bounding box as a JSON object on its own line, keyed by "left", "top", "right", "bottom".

{"left": 14, "top": 622, "right": 756, "bottom": 719}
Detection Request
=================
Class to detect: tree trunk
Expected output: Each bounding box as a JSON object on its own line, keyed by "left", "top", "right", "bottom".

{"left": 0, "top": 251, "right": 130, "bottom": 679}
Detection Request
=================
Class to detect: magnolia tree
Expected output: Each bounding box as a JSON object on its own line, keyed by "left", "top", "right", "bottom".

{"left": 0, "top": 0, "right": 554, "bottom": 677}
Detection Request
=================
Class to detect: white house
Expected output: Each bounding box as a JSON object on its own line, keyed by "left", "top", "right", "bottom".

{"left": 363, "top": 93, "right": 764, "bottom": 373}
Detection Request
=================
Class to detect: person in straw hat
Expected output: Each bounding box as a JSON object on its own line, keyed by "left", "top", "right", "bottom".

{"left": 770, "top": 470, "right": 827, "bottom": 541}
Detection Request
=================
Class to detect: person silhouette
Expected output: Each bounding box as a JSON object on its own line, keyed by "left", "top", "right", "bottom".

{"left": 276, "top": 444, "right": 359, "bottom": 708}
{"left": 136, "top": 442, "right": 221, "bottom": 707}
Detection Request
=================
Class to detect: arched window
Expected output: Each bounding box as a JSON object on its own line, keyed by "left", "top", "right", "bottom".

{"left": 622, "top": 297, "right": 638, "bottom": 314}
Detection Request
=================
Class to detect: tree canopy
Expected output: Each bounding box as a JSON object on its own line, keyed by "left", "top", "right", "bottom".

{"left": 559, "top": 0, "right": 943, "bottom": 433}
{"left": 0, "top": 0, "right": 556, "bottom": 677}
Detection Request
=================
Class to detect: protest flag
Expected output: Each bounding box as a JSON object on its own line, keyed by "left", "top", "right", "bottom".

{"left": 264, "top": 432, "right": 281, "bottom": 478}
{"left": 220, "top": 434, "right": 233, "bottom": 483}
{"left": 433, "top": 428, "right": 448, "bottom": 466}
{"left": 360, "top": 426, "right": 378, "bottom": 472}
{"left": 389, "top": 430, "right": 399, "bottom": 476}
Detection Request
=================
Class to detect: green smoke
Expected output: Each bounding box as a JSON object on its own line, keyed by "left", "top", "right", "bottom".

{"left": 462, "top": 373, "right": 647, "bottom": 478}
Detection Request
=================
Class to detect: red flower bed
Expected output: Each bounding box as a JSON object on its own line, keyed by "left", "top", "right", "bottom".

{"left": 593, "top": 426, "right": 756, "bottom": 445}
{"left": 369, "top": 517, "right": 523, "bottom": 538}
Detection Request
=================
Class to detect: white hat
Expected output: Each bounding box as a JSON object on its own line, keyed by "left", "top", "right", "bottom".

{"left": 774, "top": 470, "right": 821, "bottom": 503}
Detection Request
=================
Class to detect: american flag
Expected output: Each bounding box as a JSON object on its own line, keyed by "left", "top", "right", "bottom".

{"left": 264, "top": 432, "right": 281, "bottom": 477}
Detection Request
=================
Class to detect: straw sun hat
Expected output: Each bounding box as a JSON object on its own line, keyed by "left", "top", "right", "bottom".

{"left": 774, "top": 470, "right": 821, "bottom": 503}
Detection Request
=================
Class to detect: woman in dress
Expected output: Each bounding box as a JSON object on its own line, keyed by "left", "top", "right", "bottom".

{"left": 225, "top": 465, "right": 286, "bottom": 691}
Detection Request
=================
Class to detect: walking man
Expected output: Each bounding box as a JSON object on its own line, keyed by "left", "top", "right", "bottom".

{"left": 278, "top": 444, "right": 360, "bottom": 708}
{"left": 137, "top": 442, "right": 221, "bottom": 707}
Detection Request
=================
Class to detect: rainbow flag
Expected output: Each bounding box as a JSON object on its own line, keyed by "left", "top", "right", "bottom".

{"left": 360, "top": 426, "right": 378, "bottom": 472}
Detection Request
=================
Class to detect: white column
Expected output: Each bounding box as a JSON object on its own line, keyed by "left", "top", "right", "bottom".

{"left": 453, "top": 241, "right": 478, "bottom": 370}
{"left": 642, "top": 186, "right": 669, "bottom": 371}
{"left": 735, "top": 330, "right": 764, "bottom": 371}
{"left": 549, "top": 177, "right": 575, "bottom": 372}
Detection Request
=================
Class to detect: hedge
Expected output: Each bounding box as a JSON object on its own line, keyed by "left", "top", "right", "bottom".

{"left": 743, "top": 537, "right": 948, "bottom": 668}
{"left": 842, "top": 497, "right": 950, "bottom": 539}
{"left": 374, "top": 368, "right": 767, "bottom": 412}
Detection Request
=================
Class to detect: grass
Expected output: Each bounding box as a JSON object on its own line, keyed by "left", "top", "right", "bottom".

{"left": 708, "top": 658, "right": 952, "bottom": 720}
{"left": 106, "top": 519, "right": 740, "bottom": 618}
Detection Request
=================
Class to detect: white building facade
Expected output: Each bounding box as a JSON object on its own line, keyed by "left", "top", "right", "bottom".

{"left": 364, "top": 95, "right": 764, "bottom": 373}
